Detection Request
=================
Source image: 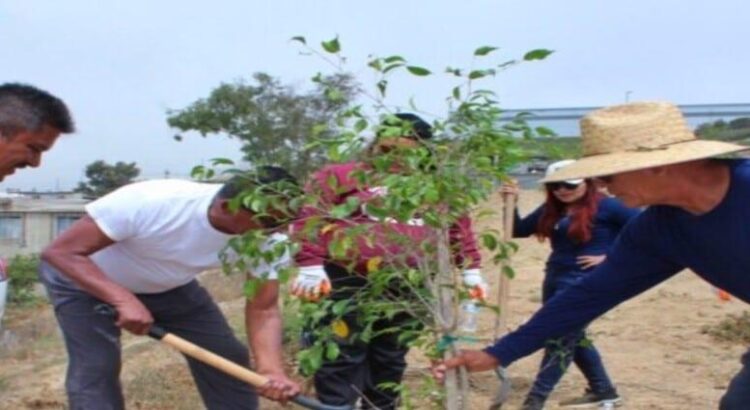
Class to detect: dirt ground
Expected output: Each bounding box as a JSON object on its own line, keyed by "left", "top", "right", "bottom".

{"left": 0, "top": 190, "right": 748, "bottom": 409}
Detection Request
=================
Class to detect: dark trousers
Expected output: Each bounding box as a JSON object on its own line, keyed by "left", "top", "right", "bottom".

{"left": 311, "top": 264, "right": 413, "bottom": 410}
{"left": 720, "top": 348, "right": 750, "bottom": 409}
{"left": 39, "top": 261, "right": 258, "bottom": 410}
{"left": 528, "top": 273, "right": 616, "bottom": 400}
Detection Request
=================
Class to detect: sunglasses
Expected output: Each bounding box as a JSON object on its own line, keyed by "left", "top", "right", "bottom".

{"left": 546, "top": 181, "right": 582, "bottom": 191}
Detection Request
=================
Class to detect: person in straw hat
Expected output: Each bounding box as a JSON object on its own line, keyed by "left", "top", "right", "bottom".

{"left": 432, "top": 101, "right": 750, "bottom": 409}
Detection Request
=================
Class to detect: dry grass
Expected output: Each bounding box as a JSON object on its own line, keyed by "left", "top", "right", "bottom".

{"left": 702, "top": 311, "right": 750, "bottom": 345}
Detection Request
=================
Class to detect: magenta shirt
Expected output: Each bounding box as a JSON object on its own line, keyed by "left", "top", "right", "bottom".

{"left": 292, "top": 162, "right": 481, "bottom": 273}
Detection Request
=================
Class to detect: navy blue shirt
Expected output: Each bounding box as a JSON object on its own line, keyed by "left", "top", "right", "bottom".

{"left": 514, "top": 196, "right": 639, "bottom": 276}
{"left": 487, "top": 159, "right": 750, "bottom": 365}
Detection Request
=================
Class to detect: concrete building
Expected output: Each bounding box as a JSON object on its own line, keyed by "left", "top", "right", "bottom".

{"left": 0, "top": 196, "right": 87, "bottom": 257}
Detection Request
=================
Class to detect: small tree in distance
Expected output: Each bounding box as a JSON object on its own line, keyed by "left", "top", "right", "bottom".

{"left": 75, "top": 160, "right": 141, "bottom": 199}
{"left": 167, "top": 72, "right": 360, "bottom": 178}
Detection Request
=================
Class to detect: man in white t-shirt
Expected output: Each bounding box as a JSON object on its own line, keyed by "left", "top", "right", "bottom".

{"left": 40, "top": 166, "right": 300, "bottom": 410}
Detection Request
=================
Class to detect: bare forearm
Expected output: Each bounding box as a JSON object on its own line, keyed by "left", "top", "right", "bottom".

{"left": 246, "top": 301, "right": 285, "bottom": 373}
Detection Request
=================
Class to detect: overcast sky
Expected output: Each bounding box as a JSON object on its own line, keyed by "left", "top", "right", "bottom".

{"left": 1, "top": 0, "right": 748, "bottom": 190}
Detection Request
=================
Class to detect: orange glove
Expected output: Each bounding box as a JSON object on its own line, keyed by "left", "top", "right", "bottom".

{"left": 291, "top": 266, "right": 332, "bottom": 302}
{"left": 462, "top": 269, "right": 487, "bottom": 301}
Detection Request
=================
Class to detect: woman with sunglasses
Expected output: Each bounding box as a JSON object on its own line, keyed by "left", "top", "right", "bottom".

{"left": 503, "top": 159, "right": 640, "bottom": 410}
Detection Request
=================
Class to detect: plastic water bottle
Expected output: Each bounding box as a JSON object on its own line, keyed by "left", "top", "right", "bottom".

{"left": 460, "top": 300, "right": 479, "bottom": 333}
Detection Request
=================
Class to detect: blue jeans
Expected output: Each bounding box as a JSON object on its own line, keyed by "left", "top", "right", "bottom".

{"left": 720, "top": 348, "right": 750, "bottom": 409}
{"left": 528, "top": 273, "right": 616, "bottom": 399}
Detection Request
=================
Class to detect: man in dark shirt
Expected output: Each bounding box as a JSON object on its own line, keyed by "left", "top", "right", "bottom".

{"left": 432, "top": 101, "right": 750, "bottom": 409}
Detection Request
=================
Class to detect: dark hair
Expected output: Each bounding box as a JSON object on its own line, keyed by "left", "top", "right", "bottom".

{"left": 378, "top": 112, "right": 433, "bottom": 141}
{"left": 215, "top": 166, "right": 298, "bottom": 206}
{"left": 0, "top": 83, "right": 75, "bottom": 138}
{"left": 536, "top": 181, "right": 603, "bottom": 243}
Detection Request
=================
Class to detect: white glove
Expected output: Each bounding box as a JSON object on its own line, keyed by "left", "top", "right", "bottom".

{"left": 291, "top": 266, "right": 331, "bottom": 302}
{"left": 462, "top": 269, "right": 488, "bottom": 301}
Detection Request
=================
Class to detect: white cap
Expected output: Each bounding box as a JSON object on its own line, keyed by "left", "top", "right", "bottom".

{"left": 545, "top": 160, "right": 584, "bottom": 184}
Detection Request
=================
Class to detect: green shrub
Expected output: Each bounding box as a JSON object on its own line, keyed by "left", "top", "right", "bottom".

{"left": 702, "top": 311, "right": 750, "bottom": 344}
{"left": 7, "top": 254, "right": 42, "bottom": 307}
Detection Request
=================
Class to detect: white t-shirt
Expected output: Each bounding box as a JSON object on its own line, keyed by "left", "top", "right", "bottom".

{"left": 86, "top": 179, "right": 289, "bottom": 294}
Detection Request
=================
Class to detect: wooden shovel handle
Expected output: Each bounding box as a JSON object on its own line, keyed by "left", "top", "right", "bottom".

{"left": 94, "top": 304, "right": 352, "bottom": 410}
{"left": 158, "top": 331, "right": 269, "bottom": 386}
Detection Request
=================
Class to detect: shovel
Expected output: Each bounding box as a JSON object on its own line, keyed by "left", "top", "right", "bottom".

{"left": 95, "top": 304, "right": 351, "bottom": 410}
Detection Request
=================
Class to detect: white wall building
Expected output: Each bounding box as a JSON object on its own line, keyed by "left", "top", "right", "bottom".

{"left": 0, "top": 195, "right": 87, "bottom": 257}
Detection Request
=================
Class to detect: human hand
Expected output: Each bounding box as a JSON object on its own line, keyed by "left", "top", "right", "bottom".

{"left": 576, "top": 254, "right": 606, "bottom": 269}
{"left": 114, "top": 297, "right": 154, "bottom": 335}
{"left": 499, "top": 180, "right": 520, "bottom": 198}
{"left": 256, "top": 372, "right": 301, "bottom": 403}
{"left": 430, "top": 350, "right": 499, "bottom": 383}
{"left": 290, "top": 266, "right": 331, "bottom": 302}
{"left": 462, "top": 269, "right": 488, "bottom": 301}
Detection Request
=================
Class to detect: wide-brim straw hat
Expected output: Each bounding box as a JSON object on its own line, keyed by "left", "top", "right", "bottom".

{"left": 542, "top": 101, "right": 749, "bottom": 183}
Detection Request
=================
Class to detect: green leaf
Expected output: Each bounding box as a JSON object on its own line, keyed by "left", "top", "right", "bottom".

{"left": 535, "top": 126, "right": 557, "bottom": 137}
{"left": 325, "top": 87, "right": 343, "bottom": 102}
{"left": 452, "top": 86, "right": 461, "bottom": 100}
{"left": 384, "top": 55, "right": 406, "bottom": 63}
{"left": 474, "top": 46, "right": 498, "bottom": 56}
{"left": 523, "top": 49, "right": 554, "bottom": 61}
{"left": 502, "top": 265, "right": 516, "bottom": 279}
{"left": 326, "top": 341, "right": 341, "bottom": 360}
{"left": 354, "top": 119, "right": 368, "bottom": 133}
{"left": 368, "top": 58, "right": 382, "bottom": 71}
{"left": 424, "top": 186, "right": 439, "bottom": 203}
{"left": 190, "top": 165, "right": 206, "bottom": 179}
{"left": 243, "top": 278, "right": 261, "bottom": 298}
{"left": 481, "top": 233, "right": 498, "bottom": 251}
{"left": 383, "top": 63, "right": 404, "bottom": 74}
{"left": 328, "top": 196, "right": 360, "bottom": 219}
{"left": 446, "top": 67, "right": 462, "bottom": 77}
{"left": 376, "top": 80, "right": 388, "bottom": 97}
{"left": 290, "top": 36, "right": 306, "bottom": 45}
{"left": 363, "top": 203, "right": 388, "bottom": 220}
{"left": 507, "top": 241, "right": 520, "bottom": 252}
{"left": 210, "top": 157, "right": 234, "bottom": 166}
{"left": 407, "top": 269, "right": 422, "bottom": 285}
{"left": 321, "top": 37, "right": 341, "bottom": 53}
{"left": 307, "top": 345, "right": 324, "bottom": 372}
{"left": 406, "top": 66, "right": 431, "bottom": 76}
{"left": 332, "top": 300, "right": 349, "bottom": 316}
{"left": 468, "top": 70, "right": 486, "bottom": 80}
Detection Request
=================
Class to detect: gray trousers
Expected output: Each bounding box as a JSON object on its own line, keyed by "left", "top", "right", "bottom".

{"left": 39, "top": 261, "right": 258, "bottom": 410}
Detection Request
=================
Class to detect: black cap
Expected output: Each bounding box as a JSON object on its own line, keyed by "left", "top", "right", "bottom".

{"left": 380, "top": 112, "right": 433, "bottom": 141}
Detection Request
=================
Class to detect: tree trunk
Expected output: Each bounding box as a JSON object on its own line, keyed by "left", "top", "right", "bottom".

{"left": 436, "top": 228, "right": 467, "bottom": 410}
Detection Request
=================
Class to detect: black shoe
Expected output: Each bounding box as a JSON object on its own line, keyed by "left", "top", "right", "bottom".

{"left": 559, "top": 388, "right": 622, "bottom": 408}
{"left": 520, "top": 395, "right": 546, "bottom": 410}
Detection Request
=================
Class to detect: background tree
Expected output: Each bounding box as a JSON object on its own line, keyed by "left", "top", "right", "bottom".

{"left": 75, "top": 160, "right": 141, "bottom": 199}
{"left": 167, "top": 72, "right": 359, "bottom": 178}
{"left": 695, "top": 117, "right": 750, "bottom": 143}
